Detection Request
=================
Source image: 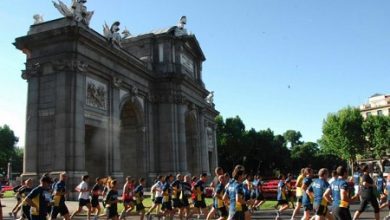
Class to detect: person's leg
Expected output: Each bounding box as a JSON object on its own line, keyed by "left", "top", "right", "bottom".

{"left": 206, "top": 207, "right": 216, "bottom": 220}
{"left": 353, "top": 199, "right": 369, "bottom": 220}
{"left": 291, "top": 201, "right": 302, "bottom": 219}
{"left": 370, "top": 197, "right": 380, "bottom": 220}
{"left": 70, "top": 206, "right": 83, "bottom": 219}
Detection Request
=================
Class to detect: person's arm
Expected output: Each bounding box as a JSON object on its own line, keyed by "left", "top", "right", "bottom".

{"left": 361, "top": 175, "right": 375, "bottom": 188}
{"left": 236, "top": 187, "right": 246, "bottom": 205}
{"left": 25, "top": 188, "right": 39, "bottom": 209}
{"left": 323, "top": 188, "right": 332, "bottom": 204}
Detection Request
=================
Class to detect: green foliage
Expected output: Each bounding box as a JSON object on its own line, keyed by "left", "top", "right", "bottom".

{"left": 362, "top": 115, "right": 390, "bottom": 158}
{"left": 0, "top": 124, "right": 19, "bottom": 175}
{"left": 216, "top": 117, "right": 294, "bottom": 176}
{"left": 291, "top": 142, "right": 319, "bottom": 160}
{"left": 283, "top": 130, "right": 303, "bottom": 148}
{"left": 216, "top": 115, "right": 349, "bottom": 176}
{"left": 320, "top": 107, "right": 365, "bottom": 163}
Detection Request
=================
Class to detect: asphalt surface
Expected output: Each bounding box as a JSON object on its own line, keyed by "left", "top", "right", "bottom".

{"left": 1, "top": 197, "right": 389, "bottom": 219}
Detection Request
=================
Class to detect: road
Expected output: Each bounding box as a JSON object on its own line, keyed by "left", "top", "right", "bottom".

{"left": 1, "top": 197, "right": 389, "bottom": 219}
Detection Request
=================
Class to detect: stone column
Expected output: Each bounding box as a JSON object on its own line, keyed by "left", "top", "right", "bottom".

{"left": 157, "top": 103, "right": 176, "bottom": 173}
{"left": 199, "top": 110, "right": 209, "bottom": 174}
{"left": 177, "top": 104, "right": 188, "bottom": 173}
{"left": 23, "top": 72, "right": 39, "bottom": 176}
{"left": 213, "top": 124, "right": 219, "bottom": 168}
{"left": 147, "top": 99, "right": 156, "bottom": 182}
{"left": 110, "top": 85, "right": 123, "bottom": 180}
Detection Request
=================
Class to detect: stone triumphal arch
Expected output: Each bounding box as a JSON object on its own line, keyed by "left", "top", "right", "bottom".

{"left": 14, "top": 1, "right": 218, "bottom": 186}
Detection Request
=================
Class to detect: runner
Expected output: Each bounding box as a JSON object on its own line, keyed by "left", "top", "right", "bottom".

{"left": 301, "top": 168, "right": 314, "bottom": 220}
{"left": 291, "top": 168, "right": 305, "bottom": 220}
{"left": 308, "top": 168, "right": 331, "bottom": 220}
{"left": 24, "top": 175, "right": 53, "bottom": 220}
{"left": 10, "top": 178, "right": 23, "bottom": 219}
{"left": 161, "top": 175, "right": 174, "bottom": 218}
{"left": 193, "top": 173, "right": 209, "bottom": 218}
{"left": 275, "top": 174, "right": 289, "bottom": 220}
{"left": 242, "top": 174, "right": 254, "bottom": 212}
{"left": 70, "top": 175, "right": 92, "bottom": 220}
{"left": 324, "top": 166, "right": 358, "bottom": 220}
{"left": 328, "top": 170, "right": 337, "bottom": 185}
{"left": 91, "top": 177, "right": 103, "bottom": 220}
{"left": 352, "top": 167, "right": 361, "bottom": 197}
{"left": 207, "top": 167, "right": 224, "bottom": 219}
{"left": 376, "top": 173, "right": 385, "bottom": 205}
{"left": 379, "top": 174, "right": 390, "bottom": 217}
{"left": 145, "top": 175, "right": 164, "bottom": 217}
{"left": 119, "top": 177, "right": 135, "bottom": 219}
{"left": 207, "top": 175, "right": 227, "bottom": 220}
{"left": 171, "top": 174, "right": 183, "bottom": 219}
{"left": 225, "top": 165, "right": 246, "bottom": 220}
{"left": 17, "top": 178, "right": 33, "bottom": 220}
{"left": 353, "top": 164, "right": 380, "bottom": 220}
{"left": 180, "top": 175, "right": 192, "bottom": 219}
{"left": 285, "top": 173, "right": 295, "bottom": 209}
{"left": 253, "top": 174, "right": 265, "bottom": 210}
{"left": 104, "top": 179, "right": 119, "bottom": 220}
{"left": 50, "top": 172, "right": 70, "bottom": 220}
{"left": 134, "top": 178, "right": 146, "bottom": 220}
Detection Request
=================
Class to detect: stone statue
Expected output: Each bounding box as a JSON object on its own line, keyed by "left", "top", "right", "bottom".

{"left": 174, "top": 16, "right": 188, "bottom": 36}
{"left": 122, "top": 27, "right": 131, "bottom": 39}
{"left": 33, "top": 14, "right": 44, "bottom": 24}
{"left": 103, "top": 21, "right": 123, "bottom": 48}
{"left": 52, "top": 0, "right": 94, "bottom": 26}
{"left": 177, "top": 16, "right": 187, "bottom": 29}
{"left": 206, "top": 91, "right": 214, "bottom": 105}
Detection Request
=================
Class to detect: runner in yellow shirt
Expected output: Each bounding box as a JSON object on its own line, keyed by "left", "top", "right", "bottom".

{"left": 291, "top": 168, "right": 305, "bottom": 219}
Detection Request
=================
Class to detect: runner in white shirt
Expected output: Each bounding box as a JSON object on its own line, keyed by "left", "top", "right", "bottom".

{"left": 146, "top": 175, "right": 164, "bottom": 217}
{"left": 71, "top": 175, "right": 92, "bottom": 220}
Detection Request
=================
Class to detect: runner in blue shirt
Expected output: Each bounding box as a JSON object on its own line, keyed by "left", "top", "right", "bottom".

{"left": 51, "top": 172, "right": 70, "bottom": 220}
{"left": 379, "top": 174, "right": 390, "bottom": 215}
{"left": 225, "top": 164, "right": 246, "bottom": 220}
{"left": 252, "top": 174, "right": 265, "bottom": 210}
{"left": 324, "top": 166, "right": 358, "bottom": 220}
{"left": 161, "top": 175, "right": 174, "bottom": 218}
{"left": 275, "top": 174, "right": 289, "bottom": 219}
{"left": 376, "top": 173, "right": 385, "bottom": 202}
{"left": 301, "top": 168, "right": 313, "bottom": 220}
{"left": 25, "top": 175, "right": 53, "bottom": 220}
{"left": 134, "top": 178, "right": 146, "bottom": 220}
{"left": 310, "top": 168, "right": 331, "bottom": 220}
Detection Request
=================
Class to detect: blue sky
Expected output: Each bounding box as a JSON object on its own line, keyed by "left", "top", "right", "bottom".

{"left": 0, "top": 1, "right": 389, "bottom": 147}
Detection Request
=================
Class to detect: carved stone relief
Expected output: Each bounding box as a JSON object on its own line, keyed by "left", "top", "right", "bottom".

{"left": 86, "top": 77, "right": 107, "bottom": 110}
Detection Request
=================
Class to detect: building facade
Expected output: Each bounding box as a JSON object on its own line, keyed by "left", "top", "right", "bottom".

{"left": 360, "top": 93, "right": 390, "bottom": 119}
{"left": 14, "top": 6, "right": 218, "bottom": 188}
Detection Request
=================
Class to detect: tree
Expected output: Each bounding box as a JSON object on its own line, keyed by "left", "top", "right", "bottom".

{"left": 319, "top": 107, "right": 366, "bottom": 169}
{"left": 283, "top": 130, "right": 303, "bottom": 148}
{"left": 0, "top": 124, "right": 19, "bottom": 176}
{"left": 291, "top": 142, "right": 319, "bottom": 166}
{"left": 362, "top": 115, "right": 390, "bottom": 159}
{"left": 216, "top": 116, "right": 246, "bottom": 172}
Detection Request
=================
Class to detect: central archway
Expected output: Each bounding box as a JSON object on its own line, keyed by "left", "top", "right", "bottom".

{"left": 119, "top": 98, "right": 144, "bottom": 178}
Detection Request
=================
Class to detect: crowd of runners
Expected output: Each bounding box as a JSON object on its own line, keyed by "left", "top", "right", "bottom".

{"left": 1, "top": 164, "right": 390, "bottom": 220}
{"left": 276, "top": 165, "right": 390, "bottom": 220}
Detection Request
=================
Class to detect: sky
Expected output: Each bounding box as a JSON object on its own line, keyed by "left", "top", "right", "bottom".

{"left": 0, "top": 1, "right": 389, "bottom": 147}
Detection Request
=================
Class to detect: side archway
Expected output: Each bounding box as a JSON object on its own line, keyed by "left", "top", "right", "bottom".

{"left": 119, "top": 96, "right": 145, "bottom": 178}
